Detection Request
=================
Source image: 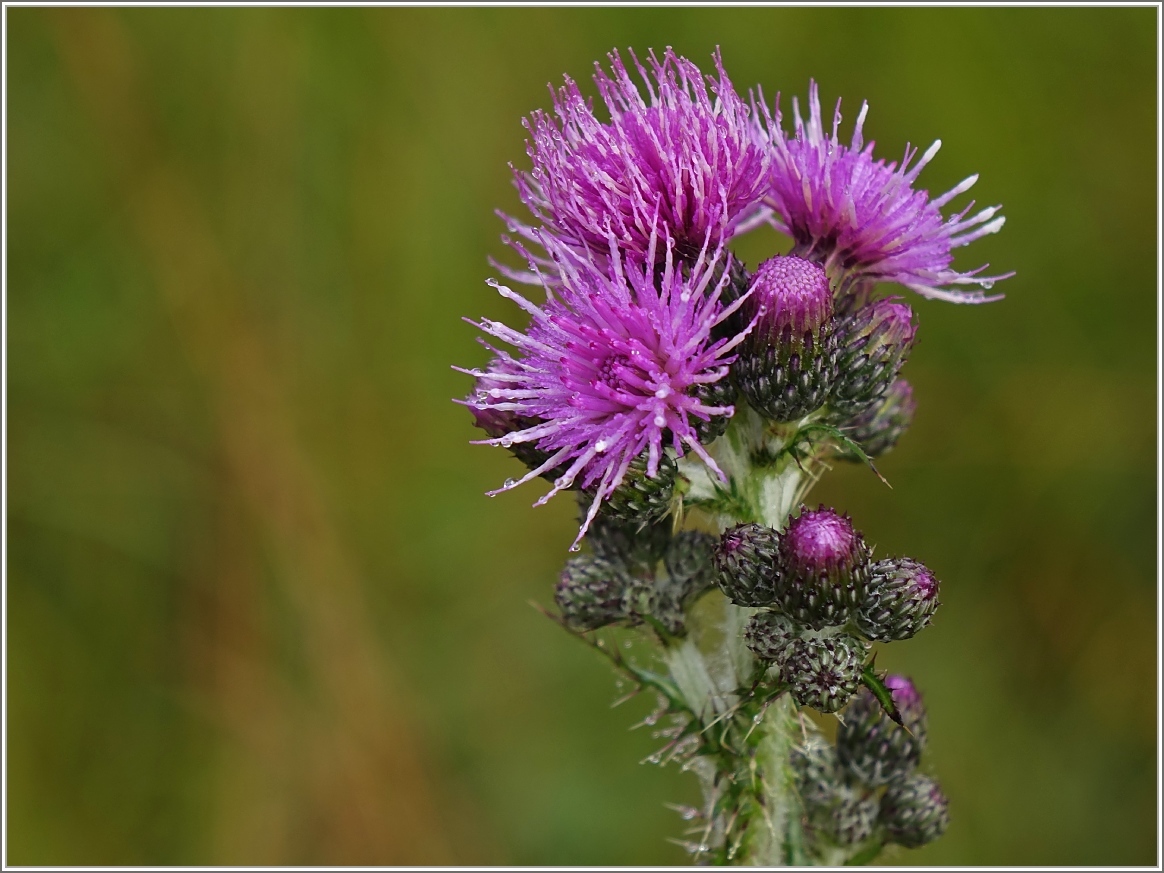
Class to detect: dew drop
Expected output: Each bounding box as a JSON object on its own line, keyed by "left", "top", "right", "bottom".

{"left": 594, "top": 439, "right": 609, "bottom": 453}
{"left": 503, "top": 477, "right": 517, "bottom": 488}
{"left": 753, "top": 713, "right": 763, "bottom": 724}
{"left": 623, "top": 640, "right": 632, "bottom": 649}
{"left": 500, "top": 436, "right": 514, "bottom": 447}
{"left": 980, "top": 280, "right": 994, "bottom": 290}
{"left": 470, "top": 368, "right": 483, "bottom": 376}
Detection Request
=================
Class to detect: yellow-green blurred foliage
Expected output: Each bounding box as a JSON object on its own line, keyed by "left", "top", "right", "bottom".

{"left": 7, "top": 7, "right": 1156, "bottom": 866}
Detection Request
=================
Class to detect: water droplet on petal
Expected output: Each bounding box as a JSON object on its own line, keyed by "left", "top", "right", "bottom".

{"left": 594, "top": 439, "right": 608, "bottom": 453}
{"left": 503, "top": 477, "right": 517, "bottom": 488}
{"left": 980, "top": 280, "right": 994, "bottom": 290}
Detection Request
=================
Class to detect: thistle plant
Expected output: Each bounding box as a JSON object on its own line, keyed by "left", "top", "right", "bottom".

{"left": 458, "top": 48, "right": 1009, "bottom": 865}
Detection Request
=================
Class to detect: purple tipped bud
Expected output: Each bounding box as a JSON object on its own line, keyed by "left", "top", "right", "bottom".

{"left": 836, "top": 378, "right": 916, "bottom": 461}
{"left": 837, "top": 674, "right": 928, "bottom": 787}
{"left": 746, "top": 256, "right": 833, "bottom": 346}
{"left": 855, "top": 557, "right": 941, "bottom": 642}
{"left": 714, "top": 523, "right": 782, "bottom": 606}
{"left": 830, "top": 299, "right": 918, "bottom": 418}
{"left": 775, "top": 506, "right": 872, "bottom": 629}
{"left": 783, "top": 631, "right": 867, "bottom": 713}
{"left": 879, "top": 773, "right": 950, "bottom": 849}
{"left": 735, "top": 256, "right": 838, "bottom": 422}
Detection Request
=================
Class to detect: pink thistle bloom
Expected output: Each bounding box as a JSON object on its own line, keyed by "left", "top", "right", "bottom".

{"left": 459, "top": 228, "right": 754, "bottom": 549}
{"left": 758, "top": 81, "right": 1011, "bottom": 304}
{"left": 501, "top": 47, "right": 769, "bottom": 283}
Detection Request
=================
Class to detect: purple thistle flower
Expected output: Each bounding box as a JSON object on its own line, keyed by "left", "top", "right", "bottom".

{"left": 502, "top": 47, "right": 769, "bottom": 282}
{"left": 758, "top": 81, "right": 1011, "bottom": 303}
{"left": 459, "top": 228, "right": 754, "bottom": 549}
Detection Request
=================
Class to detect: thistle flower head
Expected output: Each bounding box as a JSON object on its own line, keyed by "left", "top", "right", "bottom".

{"left": 760, "top": 81, "right": 1011, "bottom": 303}
{"left": 461, "top": 228, "right": 753, "bottom": 548}
{"left": 508, "top": 47, "right": 769, "bottom": 271}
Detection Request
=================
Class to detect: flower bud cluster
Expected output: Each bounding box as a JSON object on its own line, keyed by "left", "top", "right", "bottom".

{"left": 556, "top": 493, "right": 717, "bottom": 637}
{"left": 791, "top": 676, "right": 949, "bottom": 857}
{"left": 717, "top": 505, "right": 940, "bottom": 712}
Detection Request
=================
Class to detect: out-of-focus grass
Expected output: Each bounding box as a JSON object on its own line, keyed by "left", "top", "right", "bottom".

{"left": 7, "top": 7, "right": 1156, "bottom": 865}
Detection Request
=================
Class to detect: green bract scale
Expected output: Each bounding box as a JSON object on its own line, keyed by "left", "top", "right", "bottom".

{"left": 783, "top": 632, "right": 867, "bottom": 713}
{"left": 774, "top": 506, "right": 872, "bottom": 629}
{"left": 714, "top": 523, "right": 782, "bottom": 607}
{"left": 879, "top": 773, "right": 951, "bottom": 849}
{"left": 734, "top": 255, "right": 838, "bottom": 422}
{"left": 829, "top": 299, "right": 917, "bottom": 418}
{"left": 855, "top": 557, "right": 941, "bottom": 642}
{"left": 837, "top": 675, "right": 928, "bottom": 787}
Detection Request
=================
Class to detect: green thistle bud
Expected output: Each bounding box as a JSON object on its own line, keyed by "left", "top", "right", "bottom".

{"left": 582, "top": 495, "right": 672, "bottom": 578}
{"left": 743, "top": 610, "right": 798, "bottom": 666}
{"left": 663, "top": 530, "right": 718, "bottom": 601}
{"left": 830, "top": 299, "right": 916, "bottom": 418}
{"left": 714, "top": 523, "right": 782, "bottom": 607}
{"left": 791, "top": 731, "right": 878, "bottom": 846}
{"left": 855, "top": 557, "right": 941, "bottom": 642}
{"left": 791, "top": 730, "right": 843, "bottom": 810}
{"left": 821, "top": 789, "right": 880, "bottom": 846}
{"left": 555, "top": 554, "right": 631, "bottom": 631}
{"left": 835, "top": 379, "right": 916, "bottom": 462}
{"left": 837, "top": 676, "right": 928, "bottom": 787}
{"left": 784, "top": 632, "right": 867, "bottom": 713}
{"left": 880, "top": 773, "right": 950, "bottom": 848}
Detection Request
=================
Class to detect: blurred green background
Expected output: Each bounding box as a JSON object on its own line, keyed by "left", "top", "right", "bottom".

{"left": 7, "top": 6, "right": 1157, "bottom": 866}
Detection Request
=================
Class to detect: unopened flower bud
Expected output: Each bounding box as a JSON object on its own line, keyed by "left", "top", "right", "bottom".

{"left": 734, "top": 256, "right": 838, "bottom": 422}
{"left": 582, "top": 495, "right": 672, "bottom": 578}
{"left": 830, "top": 300, "right": 917, "bottom": 418}
{"left": 880, "top": 773, "right": 950, "bottom": 848}
{"left": 836, "top": 379, "right": 916, "bottom": 461}
{"left": 775, "top": 506, "right": 872, "bottom": 629}
{"left": 791, "top": 730, "right": 878, "bottom": 845}
{"left": 823, "top": 789, "right": 880, "bottom": 846}
{"left": 663, "top": 531, "right": 719, "bottom": 601}
{"left": 714, "top": 523, "right": 782, "bottom": 607}
{"left": 744, "top": 610, "right": 798, "bottom": 666}
{"left": 855, "top": 557, "right": 940, "bottom": 642}
{"left": 837, "top": 675, "right": 928, "bottom": 787}
{"left": 791, "top": 730, "right": 843, "bottom": 809}
{"left": 784, "top": 632, "right": 867, "bottom": 713}
{"left": 555, "top": 555, "right": 631, "bottom": 631}
{"left": 642, "top": 531, "right": 721, "bottom": 638}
